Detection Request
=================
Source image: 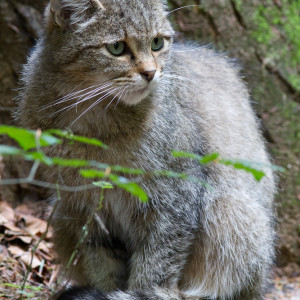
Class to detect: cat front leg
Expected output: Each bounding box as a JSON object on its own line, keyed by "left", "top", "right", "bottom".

{"left": 126, "top": 210, "right": 198, "bottom": 291}
{"left": 56, "top": 213, "right": 200, "bottom": 300}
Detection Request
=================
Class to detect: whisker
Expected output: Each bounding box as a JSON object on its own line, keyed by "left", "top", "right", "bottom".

{"left": 167, "top": 5, "right": 200, "bottom": 15}
{"left": 114, "top": 84, "right": 131, "bottom": 109}
{"left": 42, "top": 81, "right": 112, "bottom": 110}
{"left": 61, "top": 83, "right": 113, "bottom": 112}
{"left": 128, "top": 84, "right": 134, "bottom": 101}
{"left": 104, "top": 83, "right": 127, "bottom": 111}
{"left": 48, "top": 85, "right": 116, "bottom": 117}
{"left": 70, "top": 88, "right": 118, "bottom": 126}
{"left": 41, "top": 81, "right": 92, "bottom": 110}
{"left": 71, "top": 84, "right": 116, "bottom": 113}
{"left": 55, "top": 83, "right": 112, "bottom": 108}
{"left": 73, "top": 83, "right": 114, "bottom": 105}
{"left": 173, "top": 46, "right": 204, "bottom": 53}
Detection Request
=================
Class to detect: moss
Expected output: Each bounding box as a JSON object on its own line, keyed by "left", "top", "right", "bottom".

{"left": 250, "top": 0, "right": 300, "bottom": 91}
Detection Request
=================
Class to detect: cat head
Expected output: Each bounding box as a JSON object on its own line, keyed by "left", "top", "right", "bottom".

{"left": 44, "top": 0, "right": 174, "bottom": 107}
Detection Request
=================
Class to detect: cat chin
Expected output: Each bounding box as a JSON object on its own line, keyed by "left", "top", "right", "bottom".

{"left": 120, "top": 88, "right": 151, "bottom": 106}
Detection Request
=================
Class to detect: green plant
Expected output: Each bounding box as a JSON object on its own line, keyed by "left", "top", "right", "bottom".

{"left": 0, "top": 126, "right": 281, "bottom": 198}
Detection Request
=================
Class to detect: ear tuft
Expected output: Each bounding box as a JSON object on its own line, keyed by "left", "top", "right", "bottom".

{"left": 49, "top": 0, "right": 65, "bottom": 28}
{"left": 46, "top": 0, "right": 105, "bottom": 31}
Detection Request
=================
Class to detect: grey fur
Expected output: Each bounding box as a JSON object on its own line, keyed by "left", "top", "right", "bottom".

{"left": 16, "top": 0, "right": 276, "bottom": 299}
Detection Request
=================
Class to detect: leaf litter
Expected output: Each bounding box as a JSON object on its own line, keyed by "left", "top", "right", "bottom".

{"left": 0, "top": 199, "right": 58, "bottom": 299}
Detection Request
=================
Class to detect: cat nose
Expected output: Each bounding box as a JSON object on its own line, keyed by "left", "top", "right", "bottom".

{"left": 140, "top": 70, "right": 156, "bottom": 82}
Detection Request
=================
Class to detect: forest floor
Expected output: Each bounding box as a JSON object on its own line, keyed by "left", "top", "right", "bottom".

{"left": 0, "top": 198, "right": 300, "bottom": 300}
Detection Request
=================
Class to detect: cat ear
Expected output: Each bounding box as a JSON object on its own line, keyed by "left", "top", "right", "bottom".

{"left": 48, "top": 0, "right": 66, "bottom": 28}
{"left": 47, "top": 0, "right": 105, "bottom": 30}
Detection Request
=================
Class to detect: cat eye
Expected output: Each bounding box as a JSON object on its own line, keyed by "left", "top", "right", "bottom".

{"left": 106, "top": 41, "right": 126, "bottom": 56}
{"left": 151, "top": 37, "right": 164, "bottom": 52}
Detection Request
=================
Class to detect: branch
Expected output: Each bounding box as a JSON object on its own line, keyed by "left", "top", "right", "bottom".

{"left": 0, "top": 178, "right": 99, "bottom": 192}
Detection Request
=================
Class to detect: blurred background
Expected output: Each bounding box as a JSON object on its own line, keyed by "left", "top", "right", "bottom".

{"left": 0, "top": 0, "right": 299, "bottom": 298}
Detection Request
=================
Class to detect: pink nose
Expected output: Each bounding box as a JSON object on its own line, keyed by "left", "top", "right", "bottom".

{"left": 140, "top": 70, "right": 156, "bottom": 82}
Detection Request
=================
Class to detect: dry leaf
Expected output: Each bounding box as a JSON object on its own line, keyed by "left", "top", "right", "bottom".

{"left": 19, "top": 252, "right": 41, "bottom": 269}
{"left": 8, "top": 245, "right": 25, "bottom": 257}
{"left": 8, "top": 245, "right": 42, "bottom": 269}
{"left": 0, "top": 214, "right": 8, "bottom": 224}
{"left": 17, "top": 236, "right": 33, "bottom": 244}
{"left": 37, "top": 240, "right": 50, "bottom": 253}
{"left": 4, "top": 225, "right": 26, "bottom": 236}
{"left": 0, "top": 201, "right": 15, "bottom": 223}
{"left": 18, "top": 214, "right": 47, "bottom": 236}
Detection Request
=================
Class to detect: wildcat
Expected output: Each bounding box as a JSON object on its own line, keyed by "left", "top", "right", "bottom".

{"left": 16, "top": 0, "right": 276, "bottom": 299}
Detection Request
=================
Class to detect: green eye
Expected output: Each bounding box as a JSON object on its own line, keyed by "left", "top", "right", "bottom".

{"left": 151, "top": 37, "right": 164, "bottom": 52}
{"left": 106, "top": 41, "right": 126, "bottom": 56}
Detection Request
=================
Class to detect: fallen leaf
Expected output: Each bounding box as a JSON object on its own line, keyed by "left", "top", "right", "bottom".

{"left": 17, "top": 236, "right": 33, "bottom": 244}
{"left": 0, "top": 201, "right": 15, "bottom": 223}
{"left": 8, "top": 245, "right": 25, "bottom": 257}
{"left": 4, "top": 227, "right": 26, "bottom": 236}
{"left": 8, "top": 245, "right": 42, "bottom": 269}
{"left": 19, "top": 251, "right": 41, "bottom": 269}
{"left": 37, "top": 240, "right": 50, "bottom": 253}
{"left": 0, "top": 214, "right": 8, "bottom": 225}
{"left": 17, "top": 214, "right": 47, "bottom": 236}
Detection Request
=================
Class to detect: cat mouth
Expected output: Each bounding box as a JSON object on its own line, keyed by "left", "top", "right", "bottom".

{"left": 120, "top": 85, "right": 152, "bottom": 105}
{"left": 132, "top": 86, "right": 148, "bottom": 94}
{"left": 132, "top": 81, "right": 156, "bottom": 95}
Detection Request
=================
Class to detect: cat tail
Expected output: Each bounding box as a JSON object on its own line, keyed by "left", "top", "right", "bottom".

{"left": 56, "top": 286, "right": 194, "bottom": 300}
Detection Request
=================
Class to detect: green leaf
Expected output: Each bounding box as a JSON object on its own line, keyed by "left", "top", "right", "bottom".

{"left": 109, "top": 175, "right": 148, "bottom": 203}
{"left": 219, "top": 159, "right": 265, "bottom": 181}
{"left": 93, "top": 181, "right": 113, "bottom": 189}
{"left": 24, "top": 152, "right": 54, "bottom": 166}
{"left": 198, "top": 153, "right": 220, "bottom": 164}
{"left": 80, "top": 169, "right": 106, "bottom": 178}
{"left": 23, "top": 285, "right": 43, "bottom": 291}
{"left": 118, "top": 182, "right": 148, "bottom": 202}
{"left": 0, "top": 145, "right": 22, "bottom": 155}
{"left": 172, "top": 150, "right": 220, "bottom": 164}
{"left": 0, "top": 126, "right": 61, "bottom": 150}
{"left": 111, "top": 165, "right": 145, "bottom": 175}
{"left": 52, "top": 157, "right": 89, "bottom": 167}
{"left": 3, "top": 283, "right": 20, "bottom": 288}
{"left": 172, "top": 150, "right": 202, "bottom": 160}
{"left": 79, "top": 169, "right": 148, "bottom": 202}
{"left": 47, "top": 129, "right": 108, "bottom": 149}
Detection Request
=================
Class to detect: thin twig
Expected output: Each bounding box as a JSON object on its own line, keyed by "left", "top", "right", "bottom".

{"left": 0, "top": 178, "right": 99, "bottom": 192}
{"left": 27, "top": 160, "right": 40, "bottom": 181}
